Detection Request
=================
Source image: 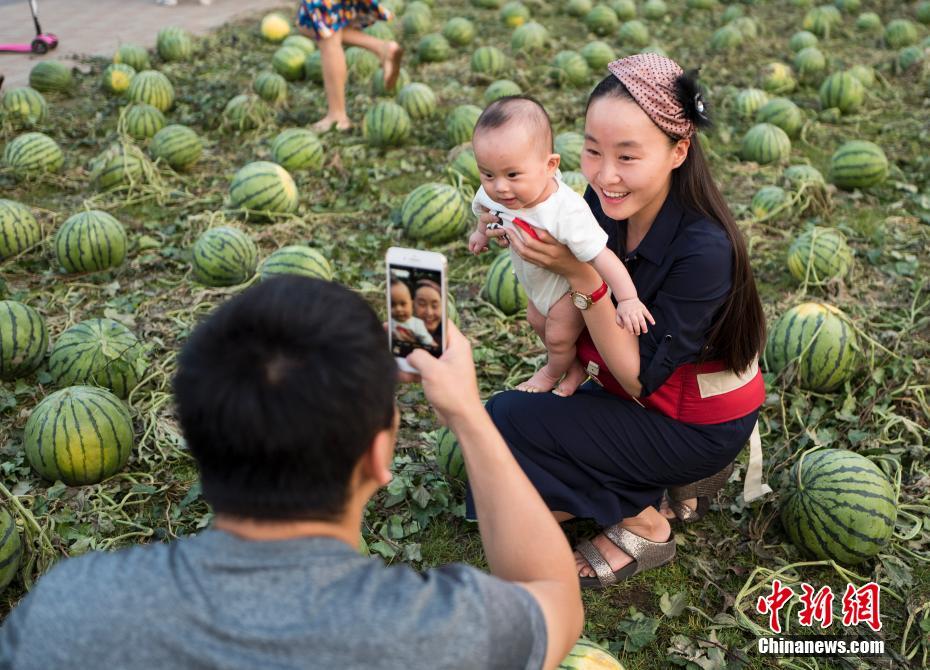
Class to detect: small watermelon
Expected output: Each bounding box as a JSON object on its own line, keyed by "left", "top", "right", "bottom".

{"left": 483, "top": 251, "right": 527, "bottom": 315}
{"left": 550, "top": 50, "right": 591, "bottom": 87}
{"left": 1, "top": 87, "right": 47, "bottom": 128}
{"left": 90, "top": 143, "right": 149, "bottom": 190}
{"left": 829, "top": 140, "right": 888, "bottom": 190}
{"left": 417, "top": 33, "right": 451, "bottom": 63}
{"left": 191, "top": 226, "right": 258, "bottom": 287}
{"left": 150, "top": 124, "right": 203, "bottom": 171}
{"left": 435, "top": 428, "right": 466, "bottom": 481}
{"left": 397, "top": 82, "right": 438, "bottom": 120}
{"left": 641, "top": 0, "right": 667, "bottom": 20}
{"left": 260, "top": 12, "right": 292, "bottom": 42}
{"left": 783, "top": 164, "right": 826, "bottom": 190}
{"left": 741, "top": 123, "right": 791, "bottom": 164}
{"left": 559, "top": 638, "right": 625, "bottom": 668}
{"left": 54, "top": 210, "right": 128, "bottom": 273}
{"left": 401, "top": 182, "right": 471, "bottom": 244}
{"left": 28, "top": 61, "right": 72, "bottom": 93}
{"left": 760, "top": 62, "right": 796, "bottom": 95}
{"left": 260, "top": 245, "right": 333, "bottom": 281}
{"left": 363, "top": 101, "right": 411, "bottom": 148}
{"left": 789, "top": 30, "right": 819, "bottom": 52}
{"left": 855, "top": 12, "right": 882, "bottom": 33}
{"left": 449, "top": 148, "right": 480, "bottom": 190}
{"left": 471, "top": 46, "right": 508, "bottom": 77}
{"left": 123, "top": 103, "right": 166, "bottom": 140}
{"left": 253, "top": 71, "right": 288, "bottom": 105}
{"left": 566, "top": 0, "right": 593, "bottom": 17}
{"left": 618, "top": 19, "right": 650, "bottom": 46}
{"left": 483, "top": 79, "right": 522, "bottom": 104}
{"left": 793, "top": 47, "right": 827, "bottom": 83}
{"left": 555, "top": 132, "right": 584, "bottom": 172}
{"left": 819, "top": 71, "right": 864, "bottom": 114}
{"left": 442, "top": 17, "right": 476, "bottom": 46}
{"left": 610, "top": 0, "right": 636, "bottom": 21}
{"left": 711, "top": 25, "right": 743, "bottom": 52}
{"left": 734, "top": 88, "right": 769, "bottom": 119}
{"left": 346, "top": 47, "right": 380, "bottom": 81}
{"left": 884, "top": 19, "right": 918, "bottom": 48}
{"left": 3, "top": 131, "right": 64, "bottom": 176}
{"left": 282, "top": 35, "right": 316, "bottom": 55}
{"left": 562, "top": 171, "right": 588, "bottom": 196}
{"left": 847, "top": 64, "right": 876, "bottom": 87}
{"left": 364, "top": 21, "right": 394, "bottom": 40}
{"left": 446, "top": 104, "right": 482, "bottom": 146}
{"left": 501, "top": 2, "right": 531, "bottom": 28}
{"left": 580, "top": 41, "right": 617, "bottom": 71}
{"left": 273, "top": 46, "right": 307, "bottom": 81}
{"left": 0, "top": 507, "right": 22, "bottom": 592}
{"left": 102, "top": 63, "right": 136, "bottom": 95}
{"left": 372, "top": 66, "right": 411, "bottom": 96}
{"left": 730, "top": 16, "right": 759, "bottom": 39}
{"left": 511, "top": 21, "right": 549, "bottom": 53}
{"left": 223, "top": 94, "right": 273, "bottom": 131}
{"left": 750, "top": 185, "right": 790, "bottom": 219}
{"left": 0, "top": 301, "right": 48, "bottom": 380}
{"left": 756, "top": 98, "right": 804, "bottom": 138}
{"left": 48, "top": 318, "right": 147, "bottom": 398}
{"left": 127, "top": 70, "right": 175, "bottom": 112}
{"left": 271, "top": 128, "right": 324, "bottom": 171}
{"left": 787, "top": 227, "right": 852, "bottom": 284}
{"left": 402, "top": 9, "right": 431, "bottom": 37}
{"left": 802, "top": 5, "right": 842, "bottom": 37}
{"left": 229, "top": 161, "right": 299, "bottom": 219}
{"left": 0, "top": 199, "right": 42, "bottom": 260}
{"left": 113, "top": 43, "right": 150, "bottom": 71}
{"left": 157, "top": 26, "right": 193, "bottom": 62}
{"left": 584, "top": 5, "right": 619, "bottom": 36}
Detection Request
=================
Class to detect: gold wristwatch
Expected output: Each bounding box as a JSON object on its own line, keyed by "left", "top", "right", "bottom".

{"left": 570, "top": 281, "right": 609, "bottom": 310}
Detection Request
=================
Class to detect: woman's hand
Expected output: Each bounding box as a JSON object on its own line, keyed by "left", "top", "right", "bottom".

{"left": 506, "top": 226, "right": 585, "bottom": 279}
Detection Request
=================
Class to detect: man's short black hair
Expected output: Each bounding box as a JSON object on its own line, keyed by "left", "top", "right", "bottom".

{"left": 473, "top": 95, "right": 554, "bottom": 153}
{"left": 173, "top": 276, "right": 398, "bottom": 521}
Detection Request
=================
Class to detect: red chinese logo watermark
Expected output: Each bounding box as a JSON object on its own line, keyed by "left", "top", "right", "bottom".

{"left": 756, "top": 581, "right": 882, "bottom": 633}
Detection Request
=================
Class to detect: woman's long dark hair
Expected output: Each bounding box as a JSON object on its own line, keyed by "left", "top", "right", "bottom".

{"left": 587, "top": 75, "right": 766, "bottom": 373}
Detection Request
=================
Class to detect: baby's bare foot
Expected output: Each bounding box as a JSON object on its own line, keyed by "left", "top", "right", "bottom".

{"left": 516, "top": 366, "right": 561, "bottom": 393}
{"left": 552, "top": 361, "right": 587, "bottom": 397}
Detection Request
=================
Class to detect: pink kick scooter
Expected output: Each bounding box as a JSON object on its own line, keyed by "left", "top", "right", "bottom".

{"left": 0, "top": 0, "right": 59, "bottom": 56}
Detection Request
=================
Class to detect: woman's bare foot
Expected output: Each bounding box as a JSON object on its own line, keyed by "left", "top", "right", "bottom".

{"left": 311, "top": 115, "right": 352, "bottom": 133}
{"left": 381, "top": 41, "right": 404, "bottom": 91}
{"left": 659, "top": 494, "right": 699, "bottom": 521}
{"left": 516, "top": 365, "right": 561, "bottom": 393}
{"left": 574, "top": 513, "right": 671, "bottom": 578}
{"left": 552, "top": 361, "right": 588, "bottom": 397}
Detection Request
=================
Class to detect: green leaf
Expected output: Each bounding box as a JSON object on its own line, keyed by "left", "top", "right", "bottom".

{"left": 660, "top": 591, "right": 688, "bottom": 618}
{"left": 617, "top": 609, "right": 660, "bottom": 652}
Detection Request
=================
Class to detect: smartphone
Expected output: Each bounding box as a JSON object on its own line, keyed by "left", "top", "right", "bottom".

{"left": 385, "top": 247, "right": 448, "bottom": 373}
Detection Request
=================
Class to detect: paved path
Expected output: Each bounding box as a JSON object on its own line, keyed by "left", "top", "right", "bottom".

{"left": 1, "top": 0, "right": 292, "bottom": 89}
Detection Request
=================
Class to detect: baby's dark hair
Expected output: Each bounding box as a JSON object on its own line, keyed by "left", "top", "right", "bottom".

{"left": 473, "top": 95, "right": 554, "bottom": 153}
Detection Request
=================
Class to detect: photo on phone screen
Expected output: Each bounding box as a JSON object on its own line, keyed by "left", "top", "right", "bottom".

{"left": 388, "top": 264, "right": 444, "bottom": 359}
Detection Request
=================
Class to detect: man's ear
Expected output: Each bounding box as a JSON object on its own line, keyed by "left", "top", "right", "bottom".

{"left": 360, "top": 407, "right": 398, "bottom": 488}
{"left": 671, "top": 138, "right": 691, "bottom": 170}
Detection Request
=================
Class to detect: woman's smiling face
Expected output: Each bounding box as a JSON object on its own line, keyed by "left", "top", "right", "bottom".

{"left": 581, "top": 96, "right": 689, "bottom": 225}
{"left": 413, "top": 284, "right": 442, "bottom": 333}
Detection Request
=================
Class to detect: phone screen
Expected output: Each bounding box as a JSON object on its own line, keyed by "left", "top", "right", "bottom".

{"left": 388, "top": 263, "right": 444, "bottom": 359}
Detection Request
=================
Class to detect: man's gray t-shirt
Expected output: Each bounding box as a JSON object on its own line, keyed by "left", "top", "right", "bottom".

{"left": 0, "top": 529, "right": 547, "bottom": 669}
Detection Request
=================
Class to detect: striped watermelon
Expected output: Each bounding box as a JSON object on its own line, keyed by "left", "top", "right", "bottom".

{"left": 550, "top": 50, "right": 590, "bottom": 87}
{"left": 483, "top": 251, "right": 527, "bottom": 315}
{"left": 819, "top": 71, "right": 864, "bottom": 114}
{"left": 802, "top": 5, "right": 841, "bottom": 37}
{"left": 730, "top": 17, "right": 759, "bottom": 39}
{"left": 127, "top": 70, "right": 175, "bottom": 112}
{"left": 855, "top": 12, "right": 882, "bottom": 32}
{"left": 442, "top": 17, "right": 476, "bottom": 46}
{"left": 765, "top": 302, "right": 858, "bottom": 392}
{"left": 224, "top": 94, "right": 273, "bottom": 131}
{"left": 3, "top": 132, "right": 63, "bottom": 176}
{"left": 511, "top": 21, "right": 548, "bottom": 53}
{"left": 397, "top": 82, "right": 437, "bottom": 120}
{"left": 585, "top": 5, "right": 619, "bottom": 36}
{"left": 113, "top": 43, "right": 150, "bottom": 71}
{"left": 760, "top": 62, "right": 796, "bottom": 95}
{"left": 741, "top": 123, "right": 791, "bottom": 164}
{"left": 567, "top": 0, "right": 592, "bottom": 17}
{"left": 783, "top": 164, "right": 825, "bottom": 190}
{"left": 401, "top": 182, "right": 471, "bottom": 243}
{"left": 555, "top": 132, "right": 584, "bottom": 172}
{"left": 417, "top": 33, "right": 451, "bottom": 63}
{"left": 157, "top": 26, "right": 193, "bottom": 62}
{"left": 54, "top": 210, "right": 128, "bottom": 273}
{"left": 793, "top": 47, "right": 827, "bottom": 83}
{"left": 191, "top": 226, "right": 258, "bottom": 286}
{"left": 229, "top": 161, "right": 299, "bottom": 219}
{"left": 123, "top": 103, "right": 166, "bottom": 140}
{"left": 253, "top": 71, "right": 288, "bottom": 105}
{"left": 346, "top": 47, "right": 380, "bottom": 81}
{"left": 789, "top": 30, "right": 819, "bottom": 52}
{"left": 580, "top": 41, "right": 617, "bottom": 71}
{"left": 847, "top": 64, "right": 876, "bottom": 87}
{"left": 0, "top": 507, "right": 22, "bottom": 593}
{"left": 435, "top": 428, "right": 466, "bottom": 481}
{"left": 48, "top": 318, "right": 147, "bottom": 398}
{"left": 446, "top": 104, "right": 482, "bottom": 146}
{"left": 273, "top": 46, "right": 308, "bottom": 81}
{"left": 829, "top": 140, "right": 888, "bottom": 190}
{"left": 271, "top": 128, "right": 324, "bottom": 171}
{"left": 260, "top": 245, "right": 333, "bottom": 281}
{"left": 102, "top": 63, "right": 136, "bottom": 95}
{"left": 780, "top": 449, "right": 896, "bottom": 565}
{"left": 559, "top": 639, "right": 625, "bottom": 669}
{"left": 562, "top": 171, "right": 588, "bottom": 196}
{"left": 483, "top": 79, "right": 521, "bottom": 104}
{"left": 150, "top": 124, "right": 202, "bottom": 171}
{"left": 501, "top": 2, "right": 531, "bottom": 28}
{"left": 403, "top": 10, "right": 431, "bottom": 37}
{"left": 756, "top": 98, "right": 804, "bottom": 138}
{"left": 787, "top": 227, "right": 852, "bottom": 284}
{"left": 0, "top": 199, "right": 41, "bottom": 260}
{"left": 618, "top": 19, "right": 650, "bottom": 46}
{"left": 884, "top": 19, "right": 918, "bottom": 48}
{"left": 282, "top": 35, "right": 316, "bottom": 55}
{"left": 610, "top": 0, "right": 636, "bottom": 20}
{"left": 641, "top": 0, "right": 667, "bottom": 20}
{"left": 449, "top": 147, "right": 480, "bottom": 190}
{"left": 734, "top": 88, "right": 769, "bottom": 119}
{"left": 471, "top": 46, "right": 508, "bottom": 77}
{"left": 750, "top": 186, "right": 790, "bottom": 219}
{"left": 0, "top": 301, "right": 48, "bottom": 380}
{"left": 90, "top": 143, "right": 149, "bottom": 190}
{"left": 23, "top": 385, "right": 135, "bottom": 486}
{"left": 1, "top": 87, "right": 47, "bottom": 128}
{"left": 29, "top": 61, "right": 72, "bottom": 93}
{"left": 372, "top": 66, "right": 410, "bottom": 96}
{"left": 260, "top": 12, "right": 292, "bottom": 42}
{"left": 363, "top": 101, "right": 411, "bottom": 148}
{"left": 711, "top": 25, "right": 743, "bottom": 52}
{"left": 897, "top": 46, "right": 925, "bottom": 73}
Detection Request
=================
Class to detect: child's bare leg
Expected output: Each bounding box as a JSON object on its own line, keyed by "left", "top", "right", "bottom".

{"left": 312, "top": 31, "right": 351, "bottom": 132}
{"left": 517, "top": 294, "right": 586, "bottom": 394}
{"left": 525, "top": 300, "right": 546, "bottom": 342}
{"left": 341, "top": 28, "right": 403, "bottom": 89}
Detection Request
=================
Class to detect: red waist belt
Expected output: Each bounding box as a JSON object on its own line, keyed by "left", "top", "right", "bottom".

{"left": 576, "top": 330, "right": 764, "bottom": 425}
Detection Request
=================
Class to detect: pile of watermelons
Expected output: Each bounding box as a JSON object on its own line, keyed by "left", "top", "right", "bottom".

{"left": 1, "top": 0, "right": 928, "bottom": 665}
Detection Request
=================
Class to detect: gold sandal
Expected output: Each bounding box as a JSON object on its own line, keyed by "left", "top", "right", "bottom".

{"left": 665, "top": 461, "right": 734, "bottom": 524}
{"left": 576, "top": 525, "right": 676, "bottom": 590}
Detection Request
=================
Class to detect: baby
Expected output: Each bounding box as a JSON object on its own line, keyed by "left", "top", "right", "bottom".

{"left": 468, "top": 96, "right": 652, "bottom": 396}
{"left": 390, "top": 279, "right": 437, "bottom": 351}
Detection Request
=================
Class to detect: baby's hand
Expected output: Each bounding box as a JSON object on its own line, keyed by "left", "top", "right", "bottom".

{"left": 469, "top": 229, "right": 490, "bottom": 255}
{"left": 615, "top": 298, "right": 656, "bottom": 335}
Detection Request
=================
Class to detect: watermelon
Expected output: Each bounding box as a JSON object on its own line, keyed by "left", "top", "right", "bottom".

{"left": 566, "top": 0, "right": 593, "bottom": 17}
{"left": 833, "top": 0, "right": 859, "bottom": 13}
{"left": 741, "top": 123, "right": 791, "bottom": 164}
{"left": 610, "top": 0, "right": 636, "bottom": 21}
{"left": 260, "top": 245, "right": 333, "bottom": 281}
{"left": 884, "top": 19, "right": 918, "bottom": 48}
{"left": 0, "top": 507, "right": 22, "bottom": 593}
{"left": 402, "top": 10, "right": 431, "bottom": 37}
{"left": 271, "top": 128, "right": 324, "bottom": 172}
{"left": 127, "top": 70, "right": 175, "bottom": 112}
{"left": 559, "top": 639, "right": 625, "bottom": 668}
{"left": 282, "top": 35, "right": 316, "bottom": 55}
{"left": 397, "top": 82, "right": 438, "bottom": 120}
{"left": 731, "top": 17, "right": 759, "bottom": 39}
{"left": 273, "top": 46, "right": 307, "bottom": 81}
{"left": 113, "top": 43, "right": 150, "bottom": 71}
{"left": 102, "top": 63, "right": 136, "bottom": 95}
{"left": 787, "top": 227, "right": 851, "bottom": 284}
{"left": 780, "top": 449, "right": 896, "bottom": 565}
{"left": 793, "top": 47, "right": 827, "bottom": 83}
{"left": 123, "top": 103, "right": 166, "bottom": 140}
{"left": 1, "top": 87, "right": 47, "bottom": 128}
{"left": 0, "top": 301, "right": 48, "bottom": 380}
{"left": 156, "top": 26, "right": 193, "bottom": 62}
{"left": 788, "top": 30, "right": 819, "bottom": 52}
{"left": 580, "top": 41, "right": 617, "bottom": 71}
{"left": 229, "top": 161, "right": 299, "bottom": 219}
{"left": 918, "top": 1, "right": 930, "bottom": 24}
{"left": 90, "top": 143, "right": 149, "bottom": 191}
{"left": 191, "top": 226, "right": 258, "bottom": 286}
{"left": 435, "top": 428, "right": 466, "bottom": 481}
{"left": 483, "top": 251, "right": 527, "bottom": 314}
{"left": 721, "top": 5, "right": 743, "bottom": 22}
{"left": 483, "top": 79, "right": 522, "bottom": 104}
{"left": 54, "top": 210, "right": 128, "bottom": 273}
{"left": 562, "top": 171, "right": 588, "bottom": 196}
{"left": 253, "top": 71, "right": 288, "bottom": 105}
{"left": 756, "top": 98, "right": 804, "bottom": 138}
{"left": 471, "top": 46, "right": 508, "bottom": 77}
{"left": 783, "top": 164, "right": 825, "bottom": 190}
{"left": 618, "top": 19, "right": 650, "bottom": 46}
{"left": 363, "top": 21, "right": 394, "bottom": 41}
{"left": 897, "top": 46, "right": 925, "bottom": 72}
{"left": 223, "top": 94, "right": 273, "bottom": 131}
{"left": 829, "top": 140, "right": 888, "bottom": 190}
{"left": 802, "top": 5, "right": 842, "bottom": 38}
{"left": 2, "top": 131, "right": 63, "bottom": 176}
{"left": 711, "top": 25, "right": 743, "bottom": 52}
{"left": 363, "top": 101, "right": 411, "bottom": 148}
{"left": 305, "top": 52, "right": 324, "bottom": 85}
{"left": 28, "top": 61, "right": 72, "bottom": 93}
{"left": 346, "top": 47, "right": 380, "bottom": 82}
{"left": 511, "top": 21, "right": 548, "bottom": 53}
{"left": 0, "top": 199, "right": 41, "bottom": 260}
{"left": 417, "top": 33, "right": 451, "bottom": 63}
{"left": 750, "top": 185, "right": 790, "bottom": 219}
{"left": 401, "top": 182, "right": 471, "bottom": 243}
{"left": 48, "top": 319, "right": 147, "bottom": 398}
{"left": 555, "top": 132, "right": 584, "bottom": 172}
{"left": 550, "top": 50, "right": 591, "bottom": 87}
{"left": 446, "top": 104, "right": 482, "bottom": 146}
{"left": 819, "top": 71, "right": 864, "bottom": 114}
{"left": 23, "top": 385, "right": 135, "bottom": 486}
{"left": 641, "top": 0, "right": 667, "bottom": 20}
{"left": 585, "top": 5, "right": 619, "bottom": 36}
{"left": 449, "top": 147, "right": 480, "bottom": 191}
{"left": 760, "top": 62, "right": 796, "bottom": 94}
{"left": 765, "top": 302, "right": 858, "bottom": 391}
{"left": 260, "top": 12, "right": 292, "bottom": 42}
{"left": 734, "top": 88, "right": 769, "bottom": 119}
{"left": 501, "top": 2, "right": 531, "bottom": 28}
{"left": 442, "top": 17, "right": 476, "bottom": 46}
{"left": 150, "top": 124, "right": 203, "bottom": 171}
{"left": 855, "top": 12, "right": 882, "bottom": 32}
{"left": 847, "top": 64, "right": 876, "bottom": 87}
{"left": 372, "top": 66, "right": 410, "bottom": 96}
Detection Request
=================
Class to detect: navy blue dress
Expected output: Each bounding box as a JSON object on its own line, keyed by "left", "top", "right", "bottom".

{"left": 465, "top": 190, "right": 759, "bottom": 526}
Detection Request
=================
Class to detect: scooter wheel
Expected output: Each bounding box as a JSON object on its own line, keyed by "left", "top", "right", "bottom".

{"left": 31, "top": 40, "right": 48, "bottom": 55}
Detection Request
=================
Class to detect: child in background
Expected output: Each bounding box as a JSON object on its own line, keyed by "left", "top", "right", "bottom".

{"left": 390, "top": 279, "right": 437, "bottom": 351}
{"left": 296, "top": 1, "right": 403, "bottom": 132}
{"left": 469, "top": 96, "right": 653, "bottom": 396}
